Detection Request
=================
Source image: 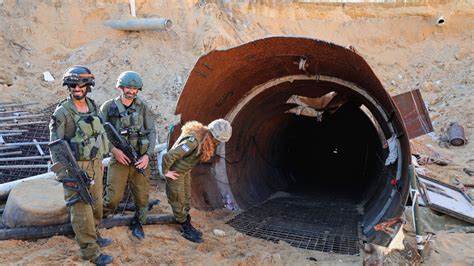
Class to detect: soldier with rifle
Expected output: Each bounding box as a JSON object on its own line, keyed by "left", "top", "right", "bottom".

{"left": 49, "top": 66, "right": 113, "bottom": 265}
{"left": 99, "top": 71, "right": 156, "bottom": 240}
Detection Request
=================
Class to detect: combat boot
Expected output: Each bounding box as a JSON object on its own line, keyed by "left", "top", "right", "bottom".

{"left": 180, "top": 219, "right": 203, "bottom": 243}
{"left": 130, "top": 212, "right": 145, "bottom": 240}
{"left": 186, "top": 215, "right": 203, "bottom": 237}
{"left": 96, "top": 236, "right": 112, "bottom": 248}
{"left": 92, "top": 253, "right": 113, "bottom": 266}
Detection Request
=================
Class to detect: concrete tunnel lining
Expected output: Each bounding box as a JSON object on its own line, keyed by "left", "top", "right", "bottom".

{"left": 172, "top": 37, "right": 411, "bottom": 247}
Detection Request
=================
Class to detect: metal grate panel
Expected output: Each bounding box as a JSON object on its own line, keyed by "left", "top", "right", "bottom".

{"left": 227, "top": 195, "right": 361, "bottom": 255}
{"left": 0, "top": 105, "right": 53, "bottom": 183}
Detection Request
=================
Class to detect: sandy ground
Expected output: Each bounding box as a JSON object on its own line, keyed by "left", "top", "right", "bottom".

{"left": 0, "top": 0, "right": 473, "bottom": 265}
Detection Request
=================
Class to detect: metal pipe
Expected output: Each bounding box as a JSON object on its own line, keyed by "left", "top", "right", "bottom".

{"left": 0, "top": 133, "right": 23, "bottom": 137}
{"left": 447, "top": 122, "right": 466, "bottom": 146}
{"left": 0, "top": 103, "right": 38, "bottom": 108}
{"left": 0, "top": 165, "right": 49, "bottom": 169}
{"left": 1, "top": 141, "right": 48, "bottom": 147}
{"left": 33, "top": 139, "right": 45, "bottom": 156}
{"left": 0, "top": 114, "right": 43, "bottom": 121}
{"left": 0, "top": 151, "right": 22, "bottom": 157}
{"left": 0, "top": 214, "right": 175, "bottom": 240}
{"left": 104, "top": 18, "right": 172, "bottom": 31}
{"left": 0, "top": 129, "right": 28, "bottom": 133}
{"left": 0, "top": 146, "right": 19, "bottom": 150}
{"left": 130, "top": 0, "right": 136, "bottom": 17}
{"left": 0, "top": 155, "right": 50, "bottom": 162}
{"left": 409, "top": 164, "right": 423, "bottom": 256}
{"left": 0, "top": 121, "right": 48, "bottom": 127}
{"left": 0, "top": 111, "right": 29, "bottom": 117}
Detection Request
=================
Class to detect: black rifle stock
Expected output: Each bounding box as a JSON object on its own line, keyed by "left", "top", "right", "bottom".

{"left": 48, "top": 139, "right": 95, "bottom": 206}
{"left": 103, "top": 122, "right": 145, "bottom": 175}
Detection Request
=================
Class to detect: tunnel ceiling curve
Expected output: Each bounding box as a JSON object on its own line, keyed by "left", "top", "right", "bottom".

{"left": 174, "top": 37, "right": 411, "bottom": 246}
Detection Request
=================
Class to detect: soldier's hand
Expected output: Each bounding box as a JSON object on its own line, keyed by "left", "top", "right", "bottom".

{"left": 165, "top": 170, "right": 178, "bottom": 180}
{"left": 112, "top": 147, "right": 131, "bottom": 165}
{"left": 136, "top": 154, "right": 149, "bottom": 169}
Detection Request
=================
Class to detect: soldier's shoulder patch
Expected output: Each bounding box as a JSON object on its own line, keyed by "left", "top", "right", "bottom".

{"left": 180, "top": 144, "right": 191, "bottom": 153}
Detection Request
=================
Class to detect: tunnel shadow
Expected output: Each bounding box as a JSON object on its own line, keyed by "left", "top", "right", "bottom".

{"left": 227, "top": 103, "right": 383, "bottom": 254}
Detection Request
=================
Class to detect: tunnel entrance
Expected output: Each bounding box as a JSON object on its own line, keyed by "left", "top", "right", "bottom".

{"left": 173, "top": 37, "right": 412, "bottom": 250}
{"left": 225, "top": 94, "right": 384, "bottom": 254}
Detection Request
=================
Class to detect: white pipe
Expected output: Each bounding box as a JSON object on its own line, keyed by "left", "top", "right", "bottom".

{"left": 104, "top": 18, "right": 172, "bottom": 31}
{"left": 0, "top": 172, "right": 56, "bottom": 200}
{"left": 130, "top": 0, "right": 136, "bottom": 17}
{"left": 436, "top": 16, "right": 445, "bottom": 26}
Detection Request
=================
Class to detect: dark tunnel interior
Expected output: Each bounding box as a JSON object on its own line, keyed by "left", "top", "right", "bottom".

{"left": 221, "top": 81, "right": 395, "bottom": 253}
{"left": 225, "top": 81, "right": 389, "bottom": 212}
{"left": 284, "top": 103, "right": 380, "bottom": 200}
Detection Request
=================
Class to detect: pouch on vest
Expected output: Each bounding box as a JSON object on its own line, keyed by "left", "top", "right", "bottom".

{"left": 120, "top": 114, "right": 132, "bottom": 128}
{"left": 128, "top": 132, "right": 139, "bottom": 150}
{"left": 70, "top": 115, "right": 108, "bottom": 161}
{"left": 139, "top": 138, "right": 149, "bottom": 155}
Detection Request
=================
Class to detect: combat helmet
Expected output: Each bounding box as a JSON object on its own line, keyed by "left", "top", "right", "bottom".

{"left": 208, "top": 119, "right": 232, "bottom": 142}
{"left": 62, "top": 66, "right": 95, "bottom": 92}
{"left": 116, "top": 71, "right": 143, "bottom": 90}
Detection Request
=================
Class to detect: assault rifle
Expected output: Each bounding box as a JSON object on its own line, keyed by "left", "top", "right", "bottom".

{"left": 48, "top": 139, "right": 95, "bottom": 206}
{"left": 103, "top": 122, "right": 145, "bottom": 175}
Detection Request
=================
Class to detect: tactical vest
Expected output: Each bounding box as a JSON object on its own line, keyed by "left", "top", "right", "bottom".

{"left": 171, "top": 134, "right": 201, "bottom": 174}
{"left": 107, "top": 99, "right": 149, "bottom": 155}
{"left": 61, "top": 100, "right": 109, "bottom": 161}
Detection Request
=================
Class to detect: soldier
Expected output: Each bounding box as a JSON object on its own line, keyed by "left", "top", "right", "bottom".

{"left": 163, "top": 119, "right": 232, "bottom": 243}
{"left": 100, "top": 71, "right": 156, "bottom": 240}
{"left": 49, "top": 66, "right": 113, "bottom": 265}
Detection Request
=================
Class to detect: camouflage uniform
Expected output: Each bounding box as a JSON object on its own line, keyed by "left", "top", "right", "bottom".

{"left": 49, "top": 96, "right": 107, "bottom": 261}
{"left": 162, "top": 133, "right": 201, "bottom": 223}
{"left": 100, "top": 96, "right": 156, "bottom": 224}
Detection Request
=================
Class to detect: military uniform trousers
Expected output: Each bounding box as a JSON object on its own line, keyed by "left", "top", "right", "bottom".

{"left": 166, "top": 171, "right": 192, "bottom": 224}
{"left": 64, "top": 160, "right": 103, "bottom": 261}
{"left": 103, "top": 159, "right": 150, "bottom": 223}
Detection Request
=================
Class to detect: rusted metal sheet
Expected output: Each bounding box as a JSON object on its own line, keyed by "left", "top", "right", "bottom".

{"left": 392, "top": 89, "right": 433, "bottom": 139}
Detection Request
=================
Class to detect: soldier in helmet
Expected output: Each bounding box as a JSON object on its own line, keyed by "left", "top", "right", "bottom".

{"left": 163, "top": 119, "right": 232, "bottom": 243}
{"left": 100, "top": 71, "right": 156, "bottom": 240}
{"left": 49, "top": 66, "right": 113, "bottom": 265}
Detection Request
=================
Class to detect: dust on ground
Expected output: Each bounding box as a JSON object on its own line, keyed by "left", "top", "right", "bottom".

{"left": 0, "top": 0, "right": 473, "bottom": 265}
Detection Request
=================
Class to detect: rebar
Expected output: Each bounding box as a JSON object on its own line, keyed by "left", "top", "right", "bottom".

{"left": 0, "top": 129, "right": 28, "bottom": 133}
{"left": 0, "top": 121, "right": 48, "bottom": 127}
{"left": 0, "top": 151, "right": 22, "bottom": 157}
{"left": 0, "top": 102, "right": 38, "bottom": 108}
{"left": 0, "top": 141, "right": 49, "bottom": 147}
{"left": 0, "top": 155, "right": 50, "bottom": 162}
{"left": 0, "top": 165, "right": 49, "bottom": 169}
{"left": 0, "top": 114, "right": 43, "bottom": 121}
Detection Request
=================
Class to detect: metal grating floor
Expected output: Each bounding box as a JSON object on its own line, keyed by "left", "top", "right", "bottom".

{"left": 227, "top": 195, "right": 361, "bottom": 255}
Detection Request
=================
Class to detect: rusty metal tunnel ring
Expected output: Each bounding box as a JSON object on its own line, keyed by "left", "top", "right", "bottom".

{"left": 173, "top": 37, "right": 411, "bottom": 249}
